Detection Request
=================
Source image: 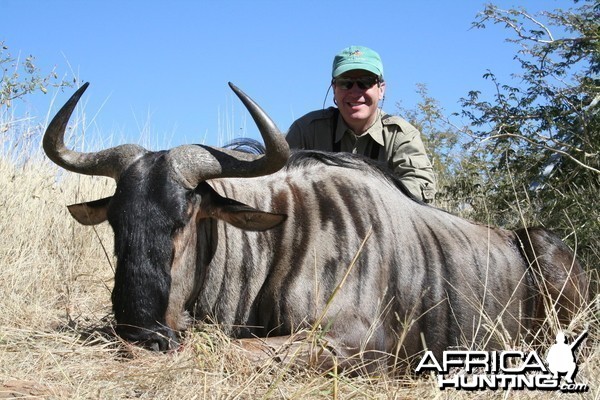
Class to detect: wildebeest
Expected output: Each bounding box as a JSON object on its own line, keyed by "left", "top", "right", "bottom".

{"left": 44, "top": 83, "right": 587, "bottom": 373}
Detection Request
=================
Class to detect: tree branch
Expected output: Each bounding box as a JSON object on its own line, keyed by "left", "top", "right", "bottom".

{"left": 481, "top": 131, "right": 600, "bottom": 174}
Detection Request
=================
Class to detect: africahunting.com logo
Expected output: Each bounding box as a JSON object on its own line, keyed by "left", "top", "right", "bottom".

{"left": 415, "top": 330, "right": 588, "bottom": 393}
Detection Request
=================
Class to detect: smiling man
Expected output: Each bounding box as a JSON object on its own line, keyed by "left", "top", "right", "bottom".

{"left": 286, "top": 45, "right": 436, "bottom": 202}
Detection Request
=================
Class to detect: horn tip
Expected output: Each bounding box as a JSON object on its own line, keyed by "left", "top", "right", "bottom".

{"left": 228, "top": 81, "right": 240, "bottom": 94}
{"left": 78, "top": 81, "right": 90, "bottom": 94}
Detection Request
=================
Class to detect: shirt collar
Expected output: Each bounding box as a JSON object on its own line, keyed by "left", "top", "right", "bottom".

{"left": 335, "top": 109, "right": 385, "bottom": 146}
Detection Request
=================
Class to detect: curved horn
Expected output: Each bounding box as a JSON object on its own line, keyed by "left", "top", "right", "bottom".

{"left": 43, "top": 82, "right": 147, "bottom": 180}
{"left": 167, "top": 82, "right": 290, "bottom": 188}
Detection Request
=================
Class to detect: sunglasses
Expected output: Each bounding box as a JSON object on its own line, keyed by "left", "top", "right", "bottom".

{"left": 333, "top": 76, "right": 380, "bottom": 90}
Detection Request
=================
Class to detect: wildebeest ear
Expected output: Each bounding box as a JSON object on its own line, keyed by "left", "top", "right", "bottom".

{"left": 67, "top": 196, "right": 112, "bottom": 225}
{"left": 215, "top": 203, "right": 287, "bottom": 231}
{"left": 199, "top": 184, "right": 286, "bottom": 231}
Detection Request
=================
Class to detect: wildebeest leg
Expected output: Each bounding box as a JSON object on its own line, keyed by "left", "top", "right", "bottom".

{"left": 515, "top": 227, "right": 588, "bottom": 326}
{"left": 233, "top": 331, "right": 367, "bottom": 373}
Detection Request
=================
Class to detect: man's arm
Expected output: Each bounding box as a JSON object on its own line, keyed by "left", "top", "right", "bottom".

{"left": 389, "top": 123, "right": 437, "bottom": 202}
{"left": 285, "top": 119, "right": 305, "bottom": 149}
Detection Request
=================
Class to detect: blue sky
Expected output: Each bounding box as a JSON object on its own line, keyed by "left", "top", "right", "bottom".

{"left": 3, "top": 0, "right": 576, "bottom": 149}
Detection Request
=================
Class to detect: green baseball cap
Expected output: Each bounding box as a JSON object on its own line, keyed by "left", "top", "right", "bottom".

{"left": 332, "top": 45, "right": 384, "bottom": 79}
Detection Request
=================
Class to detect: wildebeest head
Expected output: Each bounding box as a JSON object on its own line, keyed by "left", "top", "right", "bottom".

{"left": 43, "top": 83, "right": 289, "bottom": 350}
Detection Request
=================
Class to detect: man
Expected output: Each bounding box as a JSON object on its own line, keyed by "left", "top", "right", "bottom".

{"left": 286, "top": 45, "right": 436, "bottom": 202}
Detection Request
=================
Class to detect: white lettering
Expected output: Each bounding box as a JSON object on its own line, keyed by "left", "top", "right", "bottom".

{"left": 414, "top": 351, "right": 442, "bottom": 373}
{"left": 438, "top": 374, "right": 459, "bottom": 389}
{"left": 464, "top": 351, "right": 489, "bottom": 373}
{"left": 499, "top": 351, "right": 524, "bottom": 373}
{"left": 416, "top": 347, "right": 587, "bottom": 392}
{"left": 561, "top": 382, "right": 589, "bottom": 393}
{"left": 522, "top": 351, "right": 548, "bottom": 373}
{"left": 443, "top": 350, "right": 468, "bottom": 371}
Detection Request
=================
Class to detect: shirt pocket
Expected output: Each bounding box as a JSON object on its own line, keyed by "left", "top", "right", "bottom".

{"left": 408, "top": 155, "right": 433, "bottom": 169}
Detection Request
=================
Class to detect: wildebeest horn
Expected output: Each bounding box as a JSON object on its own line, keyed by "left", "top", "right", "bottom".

{"left": 166, "top": 82, "right": 290, "bottom": 188}
{"left": 44, "top": 82, "right": 289, "bottom": 187}
{"left": 43, "top": 82, "right": 147, "bottom": 180}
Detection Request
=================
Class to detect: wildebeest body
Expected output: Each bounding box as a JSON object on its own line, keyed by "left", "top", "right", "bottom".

{"left": 188, "top": 154, "right": 540, "bottom": 363}
{"left": 44, "top": 83, "right": 587, "bottom": 372}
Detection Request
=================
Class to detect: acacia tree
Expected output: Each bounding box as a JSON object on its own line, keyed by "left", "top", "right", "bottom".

{"left": 455, "top": 1, "right": 599, "bottom": 268}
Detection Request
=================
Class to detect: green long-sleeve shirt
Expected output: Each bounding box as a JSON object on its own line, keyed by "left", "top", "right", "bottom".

{"left": 286, "top": 107, "right": 437, "bottom": 202}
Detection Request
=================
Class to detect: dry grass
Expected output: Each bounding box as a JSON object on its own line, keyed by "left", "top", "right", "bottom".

{"left": 0, "top": 121, "right": 598, "bottom": 399}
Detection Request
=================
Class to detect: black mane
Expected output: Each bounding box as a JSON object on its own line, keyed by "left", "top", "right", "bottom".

{"left": 288, "top": 150, "right": 423, "bottom": 203}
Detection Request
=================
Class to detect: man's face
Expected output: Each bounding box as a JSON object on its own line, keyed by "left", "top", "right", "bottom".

{"left": 333, "top": 69, "right": 385, "bottom": 133}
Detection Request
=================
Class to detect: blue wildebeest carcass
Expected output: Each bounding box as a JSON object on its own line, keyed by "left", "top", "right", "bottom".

{"left": 44, "top": 83, "right": 587, "bottom": 373}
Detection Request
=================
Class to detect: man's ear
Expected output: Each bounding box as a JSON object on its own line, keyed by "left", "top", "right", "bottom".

{"left": 378, "top": 81, "right": 386, "bottom": 100}
{"left": 67, "top": 196, "right": 112, "bottom": 225}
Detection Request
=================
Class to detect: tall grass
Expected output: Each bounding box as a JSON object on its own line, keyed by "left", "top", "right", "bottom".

{"left": 0, "top": 103, "right": 598, "bottom": 399}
